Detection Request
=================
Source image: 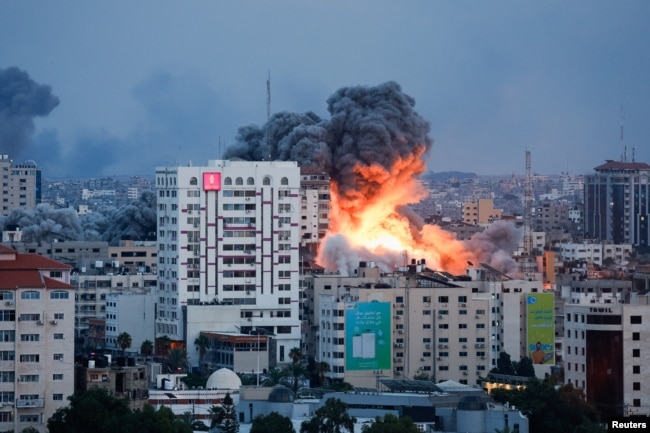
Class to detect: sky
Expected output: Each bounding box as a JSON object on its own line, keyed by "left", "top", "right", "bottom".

{"left": 1, "top": 1, "right": 649, "bottom": 179}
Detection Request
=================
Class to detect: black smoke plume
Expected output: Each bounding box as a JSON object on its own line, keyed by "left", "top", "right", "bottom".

{"left": 0, "top": 67, "right": 60, "bottom": 157}
{"left": 225, "top": 81, "right": 432, "bottom": 198}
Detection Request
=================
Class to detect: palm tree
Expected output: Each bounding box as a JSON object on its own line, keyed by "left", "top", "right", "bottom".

{"left": 141, "top": 339, "right": 154, "bottom": 362}
{"left": 156, "top": 335, "right": 172, "bottom": 357}
{"left": 288, "top": 347, "right": 302, "bottom": 364}
{"left": 317, "top": 361, "right": 330, "bottom": 386}
{"left": 208, "top": 405, "right": 226, "bottom": 428}
{"left": 116, "top": 332, "right": 132, "bottom": 357}
{"left": 166, "top": 348, "right": 188, "bottom": 373}
{"left": 287, "top": 362, "right": 307, "bottom": 393}
{"left": 194, "top": 334, "right": 210, "bottom": 376}
{"left": 262, "top": 367, "right": 289, "bottom": 387}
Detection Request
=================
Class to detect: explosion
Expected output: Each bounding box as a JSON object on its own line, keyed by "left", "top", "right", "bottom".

{"left": 226, "top": 81, "right": 520, "bottom": 276}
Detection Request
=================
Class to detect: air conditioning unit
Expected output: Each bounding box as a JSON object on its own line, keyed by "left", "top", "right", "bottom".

{"left": 188, "top": 210, "right": 192, "bottom": 214}
{"left": 443, "top": 344, "right": 448, "bottom": 349}
{"left": 37, "top": 320, "right": 44, "bottom": 326}
{"left": 5, "top": 301, "right": 13, "bottom": 306}
{"left": 475, "top": 315, "right": 480, "bottom": 319}
{"left": 245, "top": 197, "right": 251, "bottom": 201}
{"left": 437, "top": 357, "right": 441, "bottom": 361}
{"left": 438, "top": 344, "right": 444, "bottom": 349}
{"left": 463, "top": 371, "right": 468, "bottom": 376}
{"left": 438, "top": 315, "right": 444, "bottom": 319}
{"left": 461, "top": 303, "right": 467, "bottom": 307}
{"left": 425, "top": 344, "right": 431, "bottom": 349}
{"left": 396, "top": 343, "right": 404, "bottom": 348}
{"left": 481, "top": 356, "right": 485, "bottom": 360}
{"left": 462, "top": 344, "right": 467, "bottom": 349}
{"left": 480, "top": 343, "right": 485, "bottom": 348}
{"left": 421, "top": 358, "right": 426, "bottom": 361}
{"left": 50, "top": 320, "right": 58, "bottom": 325}
{"left": 398, "top": 329, "right": 404, "bottom": 334}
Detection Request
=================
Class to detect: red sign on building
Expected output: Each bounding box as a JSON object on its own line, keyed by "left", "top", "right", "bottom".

{"left": 203, "top": 172, "right": 221, "bottom": 191}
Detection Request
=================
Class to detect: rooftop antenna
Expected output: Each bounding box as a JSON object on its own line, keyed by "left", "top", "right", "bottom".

{"left": 523, "top": 149, "right": 533, "bottom": 279}
{"left": 620, "top": 106, "right": 627, "bottom": 162}
{"left": 267, "top": 70, "right": 271, "bottom": 160}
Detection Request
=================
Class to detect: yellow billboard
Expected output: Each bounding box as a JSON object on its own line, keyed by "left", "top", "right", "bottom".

{"left": 526, "top": 293, "right": 555, "bottom": 365}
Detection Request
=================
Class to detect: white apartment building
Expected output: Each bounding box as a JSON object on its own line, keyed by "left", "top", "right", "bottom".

{"left": 105, "top": 292, "right": 156, "bottom": 355}
{"left": 0, "top": 245, "right": 75, "bottom": 433}
{"left": 556, "top": 241, "right": 633, "bottom": 267}
{"left": 309, "top": 262, "right": 546, "bottom": 388}
{"left": 155, "top": 160, "right": 301, "bottom": 365}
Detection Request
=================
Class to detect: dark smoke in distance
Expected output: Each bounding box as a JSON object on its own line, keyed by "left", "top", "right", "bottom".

{"left": 0, "top": 67, "right": 60, "bottom": 157}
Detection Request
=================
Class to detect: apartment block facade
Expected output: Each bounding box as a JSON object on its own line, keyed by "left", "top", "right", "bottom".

{"left": 0, "top": 245, "right": 75, "bottom": 433}
{"left": 0, "top": 156, "right": 41, "bottom": 217}
{"left": 155, "top": 160, "right": 301, "bottom": 364}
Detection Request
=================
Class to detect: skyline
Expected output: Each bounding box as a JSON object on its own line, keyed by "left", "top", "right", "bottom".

{"left": 2, "top": 1, "right": 650, "bottom": 178}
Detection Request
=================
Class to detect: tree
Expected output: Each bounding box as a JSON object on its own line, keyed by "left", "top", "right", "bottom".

{"left": 166, "top": 348, "right": 188, "bottom": 373}
{"left": 209, "top": 405, "right": 226, "bottom": 428}
{"left": 47, "top": 388, "right": 192, "bottom": 433}
{"left": 289, "top": 347, "right": 303, "bottom": 364}
{"left": 287, "top": 361, "right": 308, "bottom": 393}
{"left": 221, "top": 392, "right": 239, "bottom": 433}
{"left": 515, "top": 356, "right": 535, "bottom": 377}
{"left": 262, "top": 367, "right": 289, "bottom": 387}
{"left": 316, "top": 361, "right": 330, "bottom": 386}
{"left": 157, "top": 335, "right": 172, "bottom": 357}
{"left": 490, "top": 378, "right": 605, "bottom": 433}
{"left": 361, "top": 414, "right": 420, "bottom": 433}
{"left": 300, "top": 398, "right": 356, "bottom": 433}
{"left": 250, "top": 411, "right": 296, "bottom": 433}
{"left": 194, "top": 334, "right": 210, "bottom": 376}
{"left": 116, "top": 331, "right": 132, "bottom": 357}
{"left": 141, "top": 339, "right": 154, "bottom": 361}
{"left": 495, "top": 351, "right": 516, "bottom": 375}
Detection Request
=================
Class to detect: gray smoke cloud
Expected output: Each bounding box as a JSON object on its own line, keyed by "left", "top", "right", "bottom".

{"left": 0, "top": 67, "right": 60, "bottom": 157}
{"left": 225, "top": 81, "right": 432, "bottom": 198}
{"left": 0, "top": 191, "right": 157, "bottom": 246}
{"left": 467, "top": 220, "right": 523, "bottom": 276}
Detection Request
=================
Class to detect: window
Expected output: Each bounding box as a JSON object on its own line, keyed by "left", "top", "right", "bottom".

{"left": 53, "top": 374, "right": 64, "bottom": 381}
{"left": 633, "top": 382, "right": 641, "bottom": 391}
{"left": 21, "top": 291, "right": 40, "bottom": 300}
{"left": 19, "top": 375, "right": 39, "bottom": 383}
{"left": 633, "top": 365, "right": 640, "bottom": 374}
{"left": 20, "top": 415, "right": 39, "bottom": 423}
{"left": 20, "top": 334, "right": 39, "bottom": 342}
{"left": 0, "top": 330, "right": 14, "bottom": 342}
{"left": 54, "top": 313, "right": 64, "bottom": 320}
{"left": 53, "top": 394, "right": 64, "bottom": 401}
{"left": 50, "top": 290, "right": 69, "bottom": 299}
{"left": 19, "top": 354, "right": 39, "bottom": 363}
{"left": 633, "top": 332, "right": 640, "bottom": 341}
{"left": 53, "top": 354, "right": 64, "bottom": 361}
{"left": 633, "top": 349, "right": 640, "bottom": 357}
{"left": 631, "top": 315, "right": 642, "bottom": 324}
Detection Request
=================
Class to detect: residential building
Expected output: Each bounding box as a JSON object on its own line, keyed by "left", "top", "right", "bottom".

{"left": 155, "top": 160, "right": 301, "bottom": 365}
{"left": 556, "top": 241, "right": 633, "bottom": 268}
{"left": 307, "top": 262, "right": 546, "bottom": 388}
{"left": 104, "top": 292, "right": 156, "bottom": 355}
{"left": 0, "top": 156, "right": 41, "bottom": 216}
{"left": 462, "top": 199, "right": 502, "bottom": 226}
{"left": 584, "top": 160, "right": 650, "bottom": 249}
{"left": 0, "top": 245, "right": 75, "bottom": 433}
{"left": 298, "top": 168, "right": 330, "bottom": 257}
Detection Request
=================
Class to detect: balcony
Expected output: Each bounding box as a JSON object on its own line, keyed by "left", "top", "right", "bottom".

{"left": 16, "top": 399, "right": 44, "bottom": 408}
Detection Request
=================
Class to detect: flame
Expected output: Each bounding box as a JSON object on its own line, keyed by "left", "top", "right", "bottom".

{"left": 317, "top": 145, "right": 477, "bottom": 275}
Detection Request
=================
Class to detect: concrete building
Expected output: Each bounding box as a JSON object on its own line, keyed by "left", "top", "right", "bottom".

{"left": 74, "top": 354, "right": 149, "bottom": 410}
{"left": 306, "top": 262, "right": 547, "bottom": 388}
{"left": 557, "top": 272, "right": 650, "bottom": 417}
{"left": 104, "top": 292, "right": 156, "bottom": 355}
{"left": 0, "top": 156, "right": 41, "bottom": 216}
{"left": 556, "top": 241, "right": 633, "bottom": 268}
{"left": 155, "top": 160, "right": 301, "bottom": 365}
{"left": 462, "top": 199, "right": 502, "bottom": 226}
{"left": 0, "top": 245, "right": 75, "bottom": 433}
{"left": 584, "top": 160, "right": 650, "bottom": 249}
{"left": 299, "top": 168, "right": 330, "bottom": 258}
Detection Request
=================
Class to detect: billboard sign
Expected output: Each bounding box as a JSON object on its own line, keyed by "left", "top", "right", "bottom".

{"left": 203, "top": 172, "right": 222, "bottom": 191}
{"left": 526, "top": 293, "right": 555, "bottom": 365}
{"left": 345, "top": 302, "right": 391, "bottom": 370}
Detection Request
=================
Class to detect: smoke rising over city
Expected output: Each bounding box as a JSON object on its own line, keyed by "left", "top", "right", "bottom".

{"left": 225, "top": 81, "right": 521, "bottom": 275}
{"left": 0, "top": 67, "right": 60, "bottom": 158}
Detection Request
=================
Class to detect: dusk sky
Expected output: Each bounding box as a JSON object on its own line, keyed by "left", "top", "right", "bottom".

{"left": 2, "top": 1, "right": 649, "bottom": 178}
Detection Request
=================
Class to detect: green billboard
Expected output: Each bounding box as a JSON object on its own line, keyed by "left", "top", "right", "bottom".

{"left": 526, "top": 292, "right": 555, "bottom": 365}
{"left": 345, "top": 302, "right": 391, "bottom": 370}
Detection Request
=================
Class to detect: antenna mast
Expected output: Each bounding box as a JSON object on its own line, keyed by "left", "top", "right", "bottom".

{"left": 267, "top": 70, "right": 271, "bottom": 160}
{"left": 523, "top": 150, "right": 533, "bottom": 279}
{"left": 621, "top": 106, "right": 627, "bottom": 162}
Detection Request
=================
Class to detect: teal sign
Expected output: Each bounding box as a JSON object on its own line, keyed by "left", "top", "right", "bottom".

{"left": 345, "top": 302, "right": 391, "bottom": 370}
